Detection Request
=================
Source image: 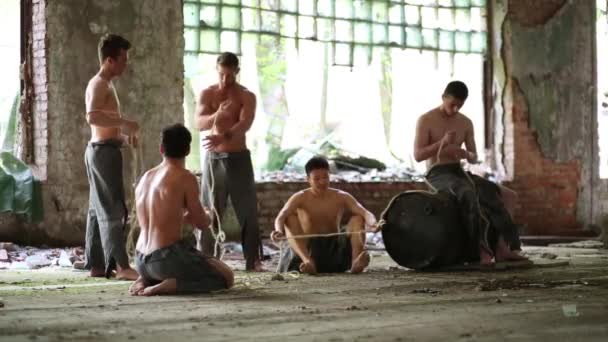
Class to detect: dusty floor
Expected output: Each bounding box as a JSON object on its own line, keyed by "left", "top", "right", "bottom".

{"left": 0, "top": 245, "right": 607, "bottom": 341}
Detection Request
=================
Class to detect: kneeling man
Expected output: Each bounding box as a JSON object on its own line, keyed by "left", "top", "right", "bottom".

{"left": 271, "top": 156, "right": 377, "bottom": 274}
{"left": 129, "top": 123, "right": 234, "bottom": 296}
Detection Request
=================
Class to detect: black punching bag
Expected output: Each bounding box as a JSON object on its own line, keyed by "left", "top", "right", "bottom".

{"left": 380, "top": 191, "right": 467, "bottom": 270}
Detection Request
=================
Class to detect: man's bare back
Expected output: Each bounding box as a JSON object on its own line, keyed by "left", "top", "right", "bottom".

{"left": 414, "top": 107, "right": 477, "bottom": 168}
{"left": 135, "top": 162, "right": 201, "bottom": 255}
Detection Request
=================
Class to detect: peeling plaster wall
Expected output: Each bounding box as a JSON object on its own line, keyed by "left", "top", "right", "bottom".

{"left": 0, "top": 0, "right": 184, "bottom": 245}
{"left": 492, "top": 0, "right": 596, "bottom": 233}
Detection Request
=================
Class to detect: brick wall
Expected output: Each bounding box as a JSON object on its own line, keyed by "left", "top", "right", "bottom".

{"left": 255, "top": 181, "right": 424, "bottom": 235}
{"left": 504, "top": 83, "right": 582, "bottom": 234}
{"left": 31, "top": 0, "right": 48, "bottom": 179}
{"left": 494, "top": 0, "right": 594, "bottom": 235}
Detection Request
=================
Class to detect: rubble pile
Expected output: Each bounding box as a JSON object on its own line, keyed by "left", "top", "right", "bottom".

{"left": 0, "top": 242, "right": 84, "bottom": 270}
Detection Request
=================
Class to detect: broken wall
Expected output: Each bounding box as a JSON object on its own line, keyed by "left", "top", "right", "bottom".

{"left": 491, "top": 0, "right": 598, "bottom": 234}
{"left": 0, "top": 0, "right": 184, "bottom": 245}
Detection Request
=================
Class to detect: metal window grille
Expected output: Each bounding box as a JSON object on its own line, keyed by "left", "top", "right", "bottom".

{"left": 184, "top": 0, "right": 487, "bottom": 67}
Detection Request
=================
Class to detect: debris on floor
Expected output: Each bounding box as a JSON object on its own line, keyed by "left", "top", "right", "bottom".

{"left": 548, "top": 240, "right": 604, "bottom": 249}
{"left": 411, "top": 288, "right": 441, "bottom": 295}
{"left": 0, "top": 243, "right": 85, "bottom": 270}
{"left": 562, "top": 304, "right": 580, "bottom": 317}
{"left": 258, "top": 165, "right": 422, "bottom": 183}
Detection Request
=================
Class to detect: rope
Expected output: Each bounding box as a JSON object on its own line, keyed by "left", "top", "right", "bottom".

{"left": 205, "top": 112, "right": 226, "bottom": 259}
{"left": 434, "top": 133, "right": 492, "bottom": 254}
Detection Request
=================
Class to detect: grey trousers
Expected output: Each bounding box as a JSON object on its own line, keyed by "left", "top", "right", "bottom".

{"left": 278, "top": 235, "right": 352, "bottom": 273}
{"left": 426, "top": 163, "right": 521, "bottom": 261}
{"left": 135, "top": 239, "right": 227, "bottom": 293}
{"left": 84, "top": 140, "right": 129, "bottom": 277}
{"left": 197, "top": 150, "right": 262, "bottom": 269}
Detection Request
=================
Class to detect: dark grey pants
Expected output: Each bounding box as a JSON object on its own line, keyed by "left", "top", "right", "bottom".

{"left": 278, "top": 235, "right": 352, "bottom": 273}
{"left": 135, "top": 239, "right": 227, "bottom": 294}
{"left": 84, "top": 140, "right": 129, "bottom": 277}
{"left": 426, "top": 163, "right": 521, "bottom": 260}
{"left": 197, "top": 150, "right": 262, "bottom": 270}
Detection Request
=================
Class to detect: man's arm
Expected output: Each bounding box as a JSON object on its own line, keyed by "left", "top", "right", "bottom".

{"left": 195, "top": 88, "right": 217, "bottom": 131}
{"left": 184, "top": 173, "right": 211, "bottom": 230}
{"left": 464, "top": 119, "right": 478, "bottom": 163}
{"left": 343, "top": 193, "right": 377, "bottom": 228}
{"left": 414, "top": 116, "right": 442, "bottom": 162}
{"left": 274, "top": 192, "right": 302, "bottom": 234}
{"left": 225, "top": 90, "right": 256, "bottom": 139}
{"left": 85, "top": 81, "right": 138, "bottom": 133}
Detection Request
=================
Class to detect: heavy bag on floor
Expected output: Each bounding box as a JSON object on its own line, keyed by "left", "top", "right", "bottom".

{"left": 380, "top": 190, "right": 467, "bottom": 270}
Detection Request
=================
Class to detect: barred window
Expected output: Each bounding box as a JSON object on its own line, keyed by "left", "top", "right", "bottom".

{"left": 184, "top": 0, "right": 487, "bottom": 174}
{"left": 184, "top": 0, "right": 486, "bottom": 66}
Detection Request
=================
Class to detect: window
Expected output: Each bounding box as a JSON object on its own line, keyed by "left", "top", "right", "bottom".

{"left": 0, "top": 0, "right": 20, "bottom": 154}
{"left": 184, "top": 0, "right": 487, "bottom": 174}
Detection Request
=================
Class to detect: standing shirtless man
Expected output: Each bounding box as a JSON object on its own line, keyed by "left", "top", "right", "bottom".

{"left": 129, "top": 124, "right": 233, "bottom": 296}
{"left": 271, "top": 156, "right": 376, "bottom": 274}
{"left": 413, "top": 81, "right": 527, "bottom": 266}
{"left": 84, "top": 34, "right": 139, "bottom": 280}
{"left": 195, "top": 52, "right": 264, "bottom": 271}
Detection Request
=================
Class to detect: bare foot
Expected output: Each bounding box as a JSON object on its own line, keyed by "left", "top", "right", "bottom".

{"left": 480, "top": 247, "right": 494, "bottom": 267}
{"left": 129, "top": 277, "right": 147, "bottom": 296}
{"left": 495, "top": 238, "right": 529, "bottom": 262}
{"left": 299, "top": 260, "right": 317, "bottom": 274}
{"left": 350, "top": 251, "right": 370, "bottom": 274}
{"left": 115, "top": 267, "right": 139, "bottom": 281}
{"left": 89, "top": 267, "right": 105, "bottom": 278}
{"left": 141, "top": 278, "right": 177, "bottom": 296}
{"left": 496, "top": 248, "right": 529, "bottom": 262}
{"left": 246, "top": 260, "right": 267, "bottom": 272}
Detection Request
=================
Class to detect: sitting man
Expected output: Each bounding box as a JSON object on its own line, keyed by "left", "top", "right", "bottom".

{"left": 271, "top": 156, "right": 377, "bottom": 274}
{"left": 413, "top": 80, "right": 528, "bottom": 266}
{"left": 129, "top": 123, "right": 234, "bottom": 296}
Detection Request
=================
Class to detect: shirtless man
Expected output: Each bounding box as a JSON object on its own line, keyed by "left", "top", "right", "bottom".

{"left": 129, "top": 123, "right": 234, "bottom": 296}
{"left": 195, "top": 52, "right": 264, "bottom": 271}
{"left": 271, "top": 156, "right": 376, "bottom": 274}
{"left": 414, "top": 80, "right": 527, "bottom": 266}
{"left": 84, "top": 34, "right": 139, "bottom": 280}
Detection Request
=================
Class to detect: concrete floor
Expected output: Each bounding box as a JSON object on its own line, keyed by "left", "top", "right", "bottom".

{"left": 1, "top": 245, "right": 607, "bottom": 342}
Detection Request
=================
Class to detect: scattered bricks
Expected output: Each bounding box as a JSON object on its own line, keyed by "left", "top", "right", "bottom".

{"left": 0, "top": 249, "right": 9, "bottom": 262}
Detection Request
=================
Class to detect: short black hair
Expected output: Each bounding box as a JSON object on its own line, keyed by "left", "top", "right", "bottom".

{"left": 305, "top": 156, "right": 330, "bottom": 176}
{"left": 98, "top": 33, "right": 131, "bottom": 62}
{"left": 443, "top": 81, "right": 469, "bottom": 101}
{"left": 161, "top": 123, "right": 192, "bottom": 159}
{"left": 217, "top": 52, "right": 239, "bottom": 68}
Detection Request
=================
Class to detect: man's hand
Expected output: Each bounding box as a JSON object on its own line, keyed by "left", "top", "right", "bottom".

{"left": 466, "top": 151, "right": 478, "bottom": 163}
{"left": 270, "top": 230, "right": 285, "bottom": 243}
{"left": 442, "top": 144, "right": 468, "bottom": 160}
{"left": 183, "top": 210, "right": 194, "bottom": 225}
{"left": 203, "top": 134, "right": 227, "bottom": 150}
{"left": 127, "top": 134, "right": 138, "bottom": 148}
{"left": 122, "top": 119, "right": 140, "bottom": 135}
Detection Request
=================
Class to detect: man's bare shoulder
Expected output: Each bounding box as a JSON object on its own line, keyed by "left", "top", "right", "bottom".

{"left": 290, "top": 189, "right": 308, "bottom": 201}
{"left": 417, "top": 108, "right": 441, "bottom": 125}
{"left": 457, "top": 112, "right": 474, "bottom": 126}
{"left": 200, "top": 85, "right": 218, "bottom": 98}
{"left": 332, "top": 188, "right": 356, "bottom": 201}
{"left": 174, "top": 167, "right": 197, "bottom": 183}
{"left": 86, "top": 75, "right": 108, "bottom": 94}
{"left": 135, "top": 168, "right": 155, "bottom": 194}
{"left": 237, "top": 85, "right": 256, "bottom": 100}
